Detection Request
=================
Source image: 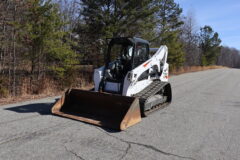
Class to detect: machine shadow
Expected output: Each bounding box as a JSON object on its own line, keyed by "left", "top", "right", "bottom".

{"left": 4, "top": 98, "right": 121, "bottom": 133}
{"left": 4, "top": 101, "right": 57, "bottom": 115}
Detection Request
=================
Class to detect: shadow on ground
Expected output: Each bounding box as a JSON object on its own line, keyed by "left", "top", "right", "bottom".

{"left": 4, "top": 99, "right": 120, "bottom": 133}
{"left": 4, "top": 101, "right": 56, "bottom": 115}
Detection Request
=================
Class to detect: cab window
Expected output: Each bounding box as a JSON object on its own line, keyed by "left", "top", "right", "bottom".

{"left": 133, "top": 43, "right": 149, "bottom": 68}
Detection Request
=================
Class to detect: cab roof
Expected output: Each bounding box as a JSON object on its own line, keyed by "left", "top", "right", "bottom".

{"left": 109, "top": 37, "right": 150, "bottom": 45}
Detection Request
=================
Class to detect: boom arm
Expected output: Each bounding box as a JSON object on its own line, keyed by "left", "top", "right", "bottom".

{"left": 122, "top": 46, "right": 169, "bottom": 96}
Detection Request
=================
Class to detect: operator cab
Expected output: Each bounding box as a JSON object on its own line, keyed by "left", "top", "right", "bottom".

{"left": 101, "top": 37, "right": 150, "bottom": 94}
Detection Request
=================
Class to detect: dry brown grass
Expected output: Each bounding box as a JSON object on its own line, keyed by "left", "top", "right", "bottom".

{"left": 170, "top": 65, "right": 226, "bottom": 75}
{"left": 0, "top": 93, "right": 58, "bottom": 106}
{"left": 0, "top": 76, "right": 94, "bottom": 106}
{"left": 0, "top": 65, "right": 226, "bottom": 105}
{"left": 0, "top": 83, "right": 94, "bottom": 106}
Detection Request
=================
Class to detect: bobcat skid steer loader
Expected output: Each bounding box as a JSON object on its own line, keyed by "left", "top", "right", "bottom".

{"left": 52, "top": 37, "right": 172, "bottom": 130}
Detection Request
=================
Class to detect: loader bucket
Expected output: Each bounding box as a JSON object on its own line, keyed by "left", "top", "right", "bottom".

{"left": 52, "top": 89, "right": 141, "bottom": 130}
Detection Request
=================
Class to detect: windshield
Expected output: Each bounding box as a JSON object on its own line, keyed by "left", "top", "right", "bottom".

{"left": 109, "top": 43, "right": 133, "bottom": 62}
{"left": 105, "top": 43, "right": 133, "bottom": 81}
{"left": 132, "top": 43, "right": 149, "bottom": 68}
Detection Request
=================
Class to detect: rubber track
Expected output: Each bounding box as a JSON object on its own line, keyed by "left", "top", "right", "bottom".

{"left": 133, "top": 80, "right": 170, "bottom": 116}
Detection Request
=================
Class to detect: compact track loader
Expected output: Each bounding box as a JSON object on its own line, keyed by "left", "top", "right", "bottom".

{"left": 52, "top": 37, "right": 172, "bottom": 130}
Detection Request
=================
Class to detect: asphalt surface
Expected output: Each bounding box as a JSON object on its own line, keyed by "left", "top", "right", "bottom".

{"left": 0, "top": 68, "right": 240, "bottom": 160}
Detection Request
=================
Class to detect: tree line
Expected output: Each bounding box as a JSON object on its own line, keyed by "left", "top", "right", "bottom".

{"left": 0, "top": 0, "right": 239, "bottom": 98}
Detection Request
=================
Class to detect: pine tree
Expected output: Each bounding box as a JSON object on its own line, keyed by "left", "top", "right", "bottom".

{"left": 19, "top": 0, "right": 77, "bottom": 90}
{"left": 199, "top": 25, "right": 221, "bottom": 66}
{"left": 153, "top": 0, "right": 185, "bottom": 69}
{"left": 77, "top": 0, "right": 158, "bottom": 66}
{"left": 80, "top": 0, "right": 157, "bottom": 37}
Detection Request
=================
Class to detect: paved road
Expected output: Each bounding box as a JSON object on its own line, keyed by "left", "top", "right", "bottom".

{"left": 0, "top": 68, "right": 240, "bottom": 160}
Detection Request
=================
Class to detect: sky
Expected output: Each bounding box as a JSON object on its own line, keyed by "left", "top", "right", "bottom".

{"left": 175, "top": 0, "right": 240, "bottom": 50}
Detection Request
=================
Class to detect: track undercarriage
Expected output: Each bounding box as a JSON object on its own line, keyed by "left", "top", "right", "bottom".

{"left": 134, "top": 80, "right": 172, "bottom": 117}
